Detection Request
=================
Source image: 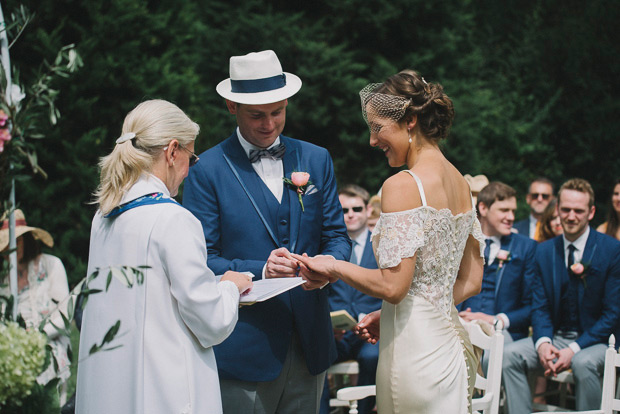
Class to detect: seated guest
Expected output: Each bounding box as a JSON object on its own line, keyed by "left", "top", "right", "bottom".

{"left": 367, "top": 194, "right": 381, "bottom": 232}
{"left": 535, "top": 199, "right": 562, "bottom": 242}
{"left": 320, "top": 184, "right": 381, "bottom": 414}
{"left": 514, "top": 177, "right": 555, "bottom": 238}
{"left": 458, "top": 182, "right": 537, "bottom": 346}
{"left": 596, "top": 178, "right": 620, "bottom": 240}
{"left": 502, "top": 178, "right": 620, "bottom": 414}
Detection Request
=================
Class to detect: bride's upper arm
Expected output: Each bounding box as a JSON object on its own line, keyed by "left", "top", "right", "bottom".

{"left": 381, "top": 173, "right": 423, "bottom": 213}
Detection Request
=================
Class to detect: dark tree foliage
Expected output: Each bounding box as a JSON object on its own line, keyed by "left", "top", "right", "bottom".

{"left": 3, "top": 0, "right": 618, "bottom": 287}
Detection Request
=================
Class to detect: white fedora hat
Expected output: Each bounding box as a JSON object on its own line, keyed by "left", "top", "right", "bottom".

{"left": 216, "top": 50, "right": 302, "bottom": 105}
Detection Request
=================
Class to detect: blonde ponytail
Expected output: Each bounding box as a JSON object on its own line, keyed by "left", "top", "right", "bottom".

{"left": 93, "top": 100, "right": 199, "bottom": 215}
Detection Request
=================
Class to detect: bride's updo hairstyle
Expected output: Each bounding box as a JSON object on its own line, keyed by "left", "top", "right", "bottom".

{"left": 94, "top": 99, "right": 199, "bottom": 215}
{"left": 360, "top": 69, "right": 455, "bottom": 142}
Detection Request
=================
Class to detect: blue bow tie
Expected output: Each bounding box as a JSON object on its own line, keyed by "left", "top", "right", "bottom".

{"left": 248, "top": 143, "right": 286, "bottom": 163}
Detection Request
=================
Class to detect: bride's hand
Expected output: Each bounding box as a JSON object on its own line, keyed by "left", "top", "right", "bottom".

{"left": 355, "top": 310, "right": 381, "bottom": 344}
{"left": 291, "top": 253, "right": 339, "bottom": 290}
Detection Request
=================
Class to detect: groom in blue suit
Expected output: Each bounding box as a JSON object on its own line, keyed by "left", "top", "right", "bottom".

{"left": 183, "top": 50, "right": 350, "bottom": 414}
{"left": 458, "top": 182, "right": 537, "bottom": 343}
{"left": 502, "top": 178, "right": 620, "bottom": 413}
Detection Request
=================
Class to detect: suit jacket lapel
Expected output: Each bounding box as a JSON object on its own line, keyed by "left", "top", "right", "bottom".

{"left": 578, "top": 228, "right": 598, "bottom": 304}
{"left": 552, "top": 236, "right": 564, "bottom": 321}
{"left": 495, "top": 235, "right": 514, "bottom": 298}
{"left": 282, "top": 137, "right": 302, "bottom": 253}
{"left": 221, "top": 136, "right": 279, "bottom": 247}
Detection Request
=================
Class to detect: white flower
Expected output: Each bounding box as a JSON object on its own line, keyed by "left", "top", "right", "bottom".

{"left": 10, "top": 84, "right": 26, "bottom": 107}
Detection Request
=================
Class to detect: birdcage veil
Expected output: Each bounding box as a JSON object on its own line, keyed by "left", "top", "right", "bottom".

{"left": 359, "top": 83, "right": 411, "bottom": 133}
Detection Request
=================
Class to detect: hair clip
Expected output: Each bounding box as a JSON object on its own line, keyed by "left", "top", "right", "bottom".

{"left": 421, "top": 77, "right": 428, "bottom": 85}
{"left": 116, "top": 132, "right": 136, "bottom": 144}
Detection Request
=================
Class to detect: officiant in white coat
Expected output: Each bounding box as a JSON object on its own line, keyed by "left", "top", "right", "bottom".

{"left": 76, "top": 100, "right": 252, "bottom": 414}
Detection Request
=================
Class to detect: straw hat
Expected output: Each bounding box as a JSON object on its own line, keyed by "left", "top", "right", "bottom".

{"left": 464, "top": 174, "right": 490, "bottom": 194}
{"left": 0, "top": 209, "right": 54, "bottom": 251}
{"left": 216, "top": 50, "right": 302, "bottom": 105}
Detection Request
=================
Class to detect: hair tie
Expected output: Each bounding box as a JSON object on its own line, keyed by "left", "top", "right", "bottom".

{"left": 421, "top": 77, "right": 428, "bottom": 85}
{"left": 116, "top": 132, "right": 136, "bottom": 144}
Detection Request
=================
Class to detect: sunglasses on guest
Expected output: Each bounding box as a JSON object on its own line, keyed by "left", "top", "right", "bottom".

{"left": 343, "top": 206, "right": 364, "bottom": 214}
{"left": 530, "top": 193, "right": 551, "bottom": 200}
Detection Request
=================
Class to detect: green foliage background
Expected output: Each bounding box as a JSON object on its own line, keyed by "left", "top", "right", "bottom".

{"left": 3, "top": 0, "right": 619, "bottom": 287}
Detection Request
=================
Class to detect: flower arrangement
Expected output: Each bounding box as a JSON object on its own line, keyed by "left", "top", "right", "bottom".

{"left": 0, "top": 109, "right": 10, "bottom": 153}
{"left": 283, "top": 171, "right": 311, "bottom": 212}
{"left": 570, "top": 262, "right": 590, "bottom": 288}
{"left": 496, "top": 249, "right": 511, "bottom": 269}
{"left": 0, "top": 321, "right": 47, "bottom": 407}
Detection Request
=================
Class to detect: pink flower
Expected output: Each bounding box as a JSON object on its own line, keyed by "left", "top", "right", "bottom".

{"left": 291, "top": 172, "right": 310, "bottom": 187}
{"left": 0, "top": 110, "right": 8, "bottom": 127}
{"left": 570, "top": 263, "right": 585, "bottom": 275}
{"left": 496, "top": 250, "right": 510, "bottom": 261}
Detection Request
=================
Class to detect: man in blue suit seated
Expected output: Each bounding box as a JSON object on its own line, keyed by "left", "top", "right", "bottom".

{"left": 458, "top": 182, "right": 537, "bottom": 347}
{"left": 502, "top": 178, "right": 620, "bottom": 413}
{"left": 320, "top": 184, "right": 381, "bottom": 414}
{"left": 183, "top": 50, "right": 351, "bottom": 414}
{"left": 513, "top": 177, "right": 555, "bottom": 239}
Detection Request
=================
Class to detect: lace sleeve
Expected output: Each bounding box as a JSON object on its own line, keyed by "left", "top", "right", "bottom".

{"left": 371, "top": 208, "right": 429, "bottom": 269}
{"left": 470, "top": 216, "right": 486, "bottom": 258}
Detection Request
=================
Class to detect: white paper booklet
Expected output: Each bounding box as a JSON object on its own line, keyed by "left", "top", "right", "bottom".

{"left": 240, "top": 277, "right": 306, "bottom": 304}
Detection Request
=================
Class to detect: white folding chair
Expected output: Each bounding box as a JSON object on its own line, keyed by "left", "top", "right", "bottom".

{"left": 532, "top": 370, "right": 576, "bottom": 412}
{"left": 336, "top": 385, "right": 376, "bottom": 414}
{"left": 328, "top": 360, "right": 360, "bottom": 409}
{"left": 470, "top": 322, "right": 505, "bottom": 414}
{"left": 536, "top": 334, "right": 620, "bottom": 414}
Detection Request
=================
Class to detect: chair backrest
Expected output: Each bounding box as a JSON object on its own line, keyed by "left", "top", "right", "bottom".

{"left": 469, "top": 322, "right": 505, "bottom": 414}
{"left": 336, "top": 385, "right": 376, "bottom": 414}
{"left": 600, "top": 334, "right": 619, "bottom": 414}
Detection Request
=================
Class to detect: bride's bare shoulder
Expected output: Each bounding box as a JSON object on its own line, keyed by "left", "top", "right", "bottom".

{"left": 381, "top": 171, "right": 423, "bottom": 213}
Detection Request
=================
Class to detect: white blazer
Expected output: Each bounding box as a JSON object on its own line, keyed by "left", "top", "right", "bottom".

{"left": 76, "top": 174, "right": 240, "bottom": 414}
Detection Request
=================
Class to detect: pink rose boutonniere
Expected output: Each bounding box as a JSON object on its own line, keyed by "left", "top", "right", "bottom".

{"left": 496, "top": 249, "right": 511, "bottom": 269}
{"left": 283, "top": 171, "right": 311, "bottom": 212}
{"left": 570, "top": 262, "right": 590, "bottom": 288}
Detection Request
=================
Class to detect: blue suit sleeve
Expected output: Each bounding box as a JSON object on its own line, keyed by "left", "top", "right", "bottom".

{"left": 531, "top": 247, "right": 555, "bottom": 343}
{"left": 183, "top": 161, "right": 265, "bottom": 278}
{"left": 576, "top": 241, "right": 620, "bottom": 349}
{"left": 504, "top": 239, "right": 536, "bottom": 331}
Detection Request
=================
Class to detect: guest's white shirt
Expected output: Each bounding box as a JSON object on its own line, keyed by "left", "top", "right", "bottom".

{"left": 350, "top": 229, "right": 369, "bottom": 266}
{"left": 237, "top": 128, "right": 283, "bottom": 203}
{"left": 535, "top": 226, "right": 590, "bottom": 354}
{"left": 528, "top": 214, "right": 538, "bottom": 238}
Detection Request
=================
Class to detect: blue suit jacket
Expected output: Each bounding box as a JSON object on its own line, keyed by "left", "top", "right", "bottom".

{"left": 514, "top": 218, "right": 532, "bottom": 238}
{"left": 531, "top": 228, "right": 620, "bottom": 349}
{"left": 328, "top": 230, "right": 381, "bottom": 320}
{"left": 459, "top": 233, "right": 537, "bottom": 340}
{"left": 183, "top": 133, "right": 351, "bottom": 381}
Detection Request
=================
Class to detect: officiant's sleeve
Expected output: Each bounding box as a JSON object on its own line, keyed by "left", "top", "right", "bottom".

{"left": 153, "top": 209, "right": 240, "bottom": 348}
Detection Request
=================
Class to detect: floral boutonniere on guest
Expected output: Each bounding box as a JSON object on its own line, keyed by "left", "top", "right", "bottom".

{"left": 496, "top": 249, "right": 511, "bottom": 269}
{"left": 570, "top": 262, "right": 590, "bottom": 288}
{"left": 283, "top": 171, "right": 311, "bottom": 211}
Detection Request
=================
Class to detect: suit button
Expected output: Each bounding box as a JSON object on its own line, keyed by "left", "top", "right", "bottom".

{"left": 280, "top": 219, "right": 288, "bottom": 225}
{"left": 282, "top": 238, "right": 289, "bottom": 244}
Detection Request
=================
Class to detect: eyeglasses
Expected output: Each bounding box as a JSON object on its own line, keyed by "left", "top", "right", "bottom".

{"left": 343, "top": 206, "right": 364, "bottom": 214}
{"left": 530, "top": 193, "right": 552, "bottom": 200}
{"left": 163, "top": 143, "right": 200, "bottom": 167}
{"left": 179, "top": 144, "right": 199, "bottom": 167}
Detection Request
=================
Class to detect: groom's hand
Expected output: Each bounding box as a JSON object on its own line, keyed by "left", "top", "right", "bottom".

{"left": 265, "top": 247, "right": 298, "bottom": 279}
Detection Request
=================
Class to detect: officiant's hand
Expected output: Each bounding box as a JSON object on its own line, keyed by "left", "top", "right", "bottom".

{"left": 265, "top": 247, "right": 299, "bottom": 279}
{"left": 292, "top": 253, "right": 338, "bottom": 290}
{"left": 221, "top": 271, "right": 253, "bottom": 295}
{"left": 355, "top": 310, "right": 380, "bottom": 344}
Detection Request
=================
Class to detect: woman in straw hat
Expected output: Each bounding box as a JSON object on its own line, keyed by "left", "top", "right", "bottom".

{"left": 75, "top": 100, "right": 252, "bottom": 414}
{"left": 296, "top": 70, "right": 485, "bottom": 413}
{"left": 0, "top": 209, "right": 72, "bottom": 402}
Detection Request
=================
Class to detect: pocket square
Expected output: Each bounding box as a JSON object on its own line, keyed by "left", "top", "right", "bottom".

{"left": 305, "top": 184, "right": 318, "bottom": 195}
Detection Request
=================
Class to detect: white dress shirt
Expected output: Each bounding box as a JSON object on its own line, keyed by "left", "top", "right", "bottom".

{"left": 237, "top": 128, "right": 284, "bottom": 203}
{"left": 528, "top": 214, "right": 538, "bottom": 238}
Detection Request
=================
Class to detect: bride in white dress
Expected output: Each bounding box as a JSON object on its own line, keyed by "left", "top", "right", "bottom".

{"left": 297, "top": 70, "right": 485, "bottom": 413}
